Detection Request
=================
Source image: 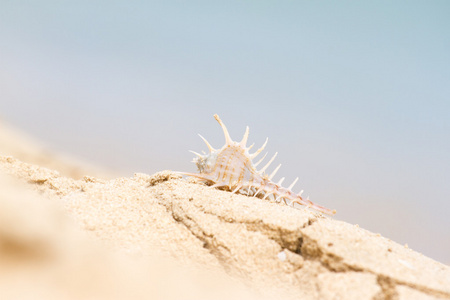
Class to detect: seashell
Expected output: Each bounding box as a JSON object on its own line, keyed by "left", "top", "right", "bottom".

{"left": 180, "top": 114, "right": 336, "bottom": 215}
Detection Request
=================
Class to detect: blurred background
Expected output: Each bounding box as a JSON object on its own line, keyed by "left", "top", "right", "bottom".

{"left": 0, "top": 1, "right": 449, "bottom": 263}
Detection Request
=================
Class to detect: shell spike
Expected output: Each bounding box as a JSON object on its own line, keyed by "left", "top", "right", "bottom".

{"left": 209, "top": 182, "right": 226, "bottom": 189}
{"left": 262, "top": 192, "right": 274, "bottom": 200}
{"left": 231, "top": 185, "right": 242, "bottom": 193}
{"left": 240, "top": 126, "right": 249, "bottom": 146}
{"left": 297, "top": 190, "right": 304, "bottom": 196}
{"left": 250, "top": 138, "right": 268, "bottom": 159}
{"left": 253, "top": 152, "right": 268, "bottom": 167}
{"left": 269, "top": 164, "right": 282, "bottom": 180}
{"left": 189, "top": 150, "right": 203, "bottom": 157}
{"left": 277, "top": 177, "right": 285, "bottom": 185}
{"left": 198, "top": 134, "right": 215, "bottom": 152}
{"left": 214, "top": 114, "right": 232, "bottom": 145}
{"left": 247, "top": 143, "right": 255, "bottom": 151}
{"left": 246, "top": 185, "right": 253, "bottom": 196}
{"left": 253, "top": 187, "right": 264, "bottom": 197}
{"left": 288, "top": 177, "right": 299, "bottom": 190}
{"left": 258, "top": 152, "right": 278, "bottom": 174}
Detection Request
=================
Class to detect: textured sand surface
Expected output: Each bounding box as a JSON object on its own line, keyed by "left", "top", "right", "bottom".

{"left": 1, "top": 156, "right": 449, "bottom": 300}
{"left": 1, "top": 121, "right": 449, "bottom": 300}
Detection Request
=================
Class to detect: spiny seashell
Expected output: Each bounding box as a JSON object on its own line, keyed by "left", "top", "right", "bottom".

{"left": 181, "top": 114, "right": 336, "bottom": 215}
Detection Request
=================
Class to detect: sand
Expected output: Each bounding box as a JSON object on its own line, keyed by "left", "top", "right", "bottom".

{"left": 1, "top": 122, "right": 449, "bottom": 300}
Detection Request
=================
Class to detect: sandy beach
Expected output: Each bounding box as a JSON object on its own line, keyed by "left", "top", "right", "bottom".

{"left": 1, "top": 121, "right": 449, "bottom": 300}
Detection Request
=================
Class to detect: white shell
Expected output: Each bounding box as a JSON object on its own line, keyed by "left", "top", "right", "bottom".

{"left": 184, "top": 114, "right": 336, "bottom": 216}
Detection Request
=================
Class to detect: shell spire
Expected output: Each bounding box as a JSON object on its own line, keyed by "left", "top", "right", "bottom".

{"left": 214, "top": 114, "right": 232, "bottom": 145}
{"left": 240, "top": 126, "right": 250, "bottom": 147}
{"left": 182, "top": 114, "right": 336, "bottom": 216}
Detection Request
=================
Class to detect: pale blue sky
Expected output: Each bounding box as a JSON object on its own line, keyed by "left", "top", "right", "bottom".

{"left": 1, "top": 1, "right": 449, "bottom": 263}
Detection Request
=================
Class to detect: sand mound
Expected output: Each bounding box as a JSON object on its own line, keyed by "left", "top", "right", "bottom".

{"left": 1, "top": 155, "right": 449, "bottom": 300}
{"left": 0, "top": 160, "right": 267, "bottom": 300}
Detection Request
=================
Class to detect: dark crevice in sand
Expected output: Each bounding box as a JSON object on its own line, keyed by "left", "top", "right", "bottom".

{"left": 300, "top": 230, "right": 363, "bottom": 272}
{"left": 362, "top": 261, "right": 450, "bottom": 299}
{"left": 391, "top": 280, "right": 450, "bottom": 300}
{"left": 374, "top": 275, "right": 398, "bottom": 300}
{"left": 159, "top": 199, "right": 236, "bottom": 275}
{"left": 212, "top": 213, "right": 307, "bottom": 254}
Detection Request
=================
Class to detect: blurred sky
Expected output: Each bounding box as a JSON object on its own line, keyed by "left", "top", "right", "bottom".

{"left": 1, "top": 1, "right": 449, "bottom": 263}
